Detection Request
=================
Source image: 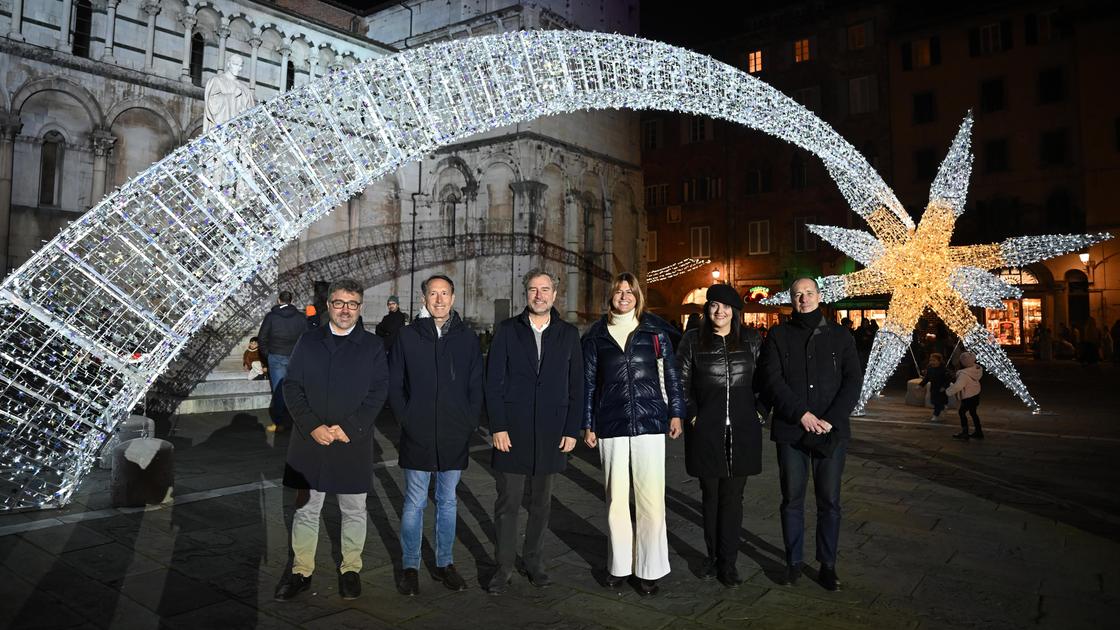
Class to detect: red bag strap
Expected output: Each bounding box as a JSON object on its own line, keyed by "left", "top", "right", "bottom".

{"left": 652, "top": 333, "right": 661, "bottom": 358}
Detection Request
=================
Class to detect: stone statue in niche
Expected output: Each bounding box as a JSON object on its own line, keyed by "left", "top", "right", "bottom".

{"left": 204, "top": 55, "right": 255, "bottom": 132}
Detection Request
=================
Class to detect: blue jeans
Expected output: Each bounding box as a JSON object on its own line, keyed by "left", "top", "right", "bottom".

{"left": 775, "top": 439, "right": 848, "bottom": 567}
{"left": 400, "top": 468, "right": 461, "bottom": 569}
{"left": 267, "top": 354, "right": 290, "bottom": 423}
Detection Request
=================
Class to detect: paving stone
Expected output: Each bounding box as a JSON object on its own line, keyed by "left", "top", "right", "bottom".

{"left": 16, "top": 523, "right": 114, "bottom": 555}
{"left": 299, "top": 608, "right": 396, "bottom": 630}
{"left": 110, "top": 567, "right": 229, "bottom": 617}
{"left": 161, "top": 599, "right": 300, "bottom": 629}
{"left": 548, "top": 591, "right": 676, "bottom": 630}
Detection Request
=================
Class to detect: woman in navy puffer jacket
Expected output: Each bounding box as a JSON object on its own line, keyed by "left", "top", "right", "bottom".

{"left": 582, "top": 272, "right": 685, "bottom": 596}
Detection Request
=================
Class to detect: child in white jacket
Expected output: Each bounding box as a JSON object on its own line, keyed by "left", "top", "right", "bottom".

{"left": 946, "top": 352, "right": 983, "bottom": 440}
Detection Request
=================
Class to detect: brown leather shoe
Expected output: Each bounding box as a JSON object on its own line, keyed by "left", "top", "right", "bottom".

{"left": 433, "top": 564, "right": 467, "bottom": 591}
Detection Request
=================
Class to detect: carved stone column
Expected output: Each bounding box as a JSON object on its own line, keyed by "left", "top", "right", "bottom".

{"left": 6, "top": 0, "right": 24, "bottom": 42}
{"left": 179, "top": 13, "right": 196, "bottom": 82}
{"left": 564, "top": 191, "right": 581, "bottom": 321}
{"left": 141, "top": 1, "right": 161, "bottom": 68}
{"left": 509, "top": 180, "right": 547, "bottom": 313}
{"left": 101, "top": 0, "right": 119, "bottom": 61}
{"left": 57, "top": 0, "right": 73, "bottom": 51}
{"left": 216, "top": 20, "right": 230, "bottom": 68}
{"left": 248, "top": 30, "right": 262, "bottom": 89}
{"left": 0, "top": 115, "right": 24, "bottom": 275}
{"left": 89, "top": 128, "right": 117, "bottom": 208}
{"left": 278, "top": 42, "right": 292, "bottom": 93}
{"left": 308, "top": 49, "right": 321, "bottom": 81}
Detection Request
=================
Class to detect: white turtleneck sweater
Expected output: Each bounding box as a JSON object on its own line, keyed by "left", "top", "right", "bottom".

{"left": 607, "top": 309, "right": 639, "bottom": 350}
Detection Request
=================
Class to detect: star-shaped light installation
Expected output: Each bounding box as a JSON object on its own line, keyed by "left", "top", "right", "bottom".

{"left": 765, "top": 114, "right": 1112, "bottom": 413}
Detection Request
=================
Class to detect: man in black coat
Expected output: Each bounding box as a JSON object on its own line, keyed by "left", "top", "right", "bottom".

{"left": 258, "top": 289, "right": 307, "bottom": 431}
{"left": 484, "top": 270, "right": 582, "bottom": 594}
{"left": 274, "top": 278, "right": 388, "bottom": 602}
{"left": 760, "top": 277, "right": 861, "bottom": 592}
{"left": 389, "top": 274, "right": 484, "bottom": 596}
{"left": 375, "top": 295, "right": 407, "bottom": 352}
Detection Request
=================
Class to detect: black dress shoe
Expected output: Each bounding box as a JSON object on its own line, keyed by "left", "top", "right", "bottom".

{"left": 487, "top": 569, "right": 513, "bottom": 595}
{"left": 701, "top": 557, "right": 718, "bottom": 580}
{"left": 952, "top": 431, "right": 970, "bottom": 441}
{"left": 778, "top": 564, "right": 801, "bottom": 586}
{"left": 397, "top": 568, "right": 419, "bottom": 596}
{"left": 970, "top": 429, "right": 985, "bottom": 439}
{"left": 717, "top": 568, "right": 743, "bottom": 589}
{"left": 527, "top": 571, "right": 552, "bottom": 588}
{"left": 433, "top": 564, "right": 467, "bottom": 591}
{"left": 638, "top": 579, "right": 659, "bottom": 597}
{"left": 339, "top": 571, "right": 361, "bottom": 600}
{"left": 605, "top": 573, "right": 627, "bottom": 588}
{"left": 274, "top": 573, "right": 311, "bottom": 601}
{"left": 819, "top": 565, "right": 842, "bottom": 592}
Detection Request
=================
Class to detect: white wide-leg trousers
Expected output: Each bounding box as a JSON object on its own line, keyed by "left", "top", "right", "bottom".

{"left": 599, "top": 433, "right": 670, "bottom": 580}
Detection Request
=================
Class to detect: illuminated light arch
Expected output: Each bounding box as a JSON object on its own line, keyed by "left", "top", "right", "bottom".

{"left": 0, "top": 30, "right": 1085, "bottom": 510}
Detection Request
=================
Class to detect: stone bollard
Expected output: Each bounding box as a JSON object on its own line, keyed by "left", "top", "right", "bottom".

{"left": 98, "top": 415, "right": 155, "bottom": 470}
{"left": 905, "top": 378, "right": 928, "bottom": 406}
{"left": 110, "top": 438, "right": 174, "bottom": 507}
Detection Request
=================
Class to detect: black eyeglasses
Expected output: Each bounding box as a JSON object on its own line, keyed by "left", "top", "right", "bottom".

{"left": 329, "top": 300, "right": 362, "bottom": 310}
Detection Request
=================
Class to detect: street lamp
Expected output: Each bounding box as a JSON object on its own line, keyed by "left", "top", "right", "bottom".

{"left": 711, "top": 267, "right": 721, "bottom": 282}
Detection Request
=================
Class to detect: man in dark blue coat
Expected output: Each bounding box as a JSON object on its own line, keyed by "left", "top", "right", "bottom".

{"left": 389, "top": 274, "right": 484, "bottom": 595}
{"left": 274, "top": 278, "right": 388, "bottom": 602}
{"left": 760, "top": 277, "right": 861, "bottom": 592}
{"left": 484, "top": 270, "right": 582, "bottom": 594}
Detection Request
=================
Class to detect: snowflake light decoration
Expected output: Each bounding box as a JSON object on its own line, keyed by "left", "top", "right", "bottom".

{"left": 765, "top": 114, "right": 1112, "bottom": 413}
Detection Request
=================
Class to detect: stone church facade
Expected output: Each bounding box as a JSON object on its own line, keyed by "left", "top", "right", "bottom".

{"left": 0, "top": 0, "right": 644, "bottom": 328}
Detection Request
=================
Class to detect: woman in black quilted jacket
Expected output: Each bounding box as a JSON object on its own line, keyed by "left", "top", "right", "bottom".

{"left": 675, "top": 284, "right": 764, "bottom": 589}
{"left": 581, "top": 272, "right": 685, "bottom": 596}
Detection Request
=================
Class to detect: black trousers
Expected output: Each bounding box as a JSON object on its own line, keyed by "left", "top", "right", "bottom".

{"left": 493, "top": 470, "right": 554, "bottom": 574}
{"left": 699, "top": 476, "right": 748, "bottom": 571}
{"left": 958, "top": 394, "right": 981, "bottom": 431}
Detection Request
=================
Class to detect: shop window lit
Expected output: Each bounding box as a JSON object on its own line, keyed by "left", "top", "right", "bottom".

{"left": 748, "top": 50, "right": 763, "bottom": 73}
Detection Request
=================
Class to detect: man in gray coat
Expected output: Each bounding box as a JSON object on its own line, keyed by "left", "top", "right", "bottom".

{"left": 484, "top": 270, "right": 583, "bottom": 593}
{"left": 274, "top": 278, "right": 388, "bottom": 602}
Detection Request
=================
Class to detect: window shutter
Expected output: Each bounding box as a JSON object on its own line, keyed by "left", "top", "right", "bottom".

{"left": 968, "top": 28, "right": 980, "bottom": 56}
{"left": 1001, "top": 19, "right": 1013, "bottom": 50}
{"left": 901, "top": 41, "right": 913, "bottom": 70}
{"left": 930, "top": 36, "right": 941, "bottom": 65}
{"left": 1025, "top": 14, "right": 1038, "bottom": 45}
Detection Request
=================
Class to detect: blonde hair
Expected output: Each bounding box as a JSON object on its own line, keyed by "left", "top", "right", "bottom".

{"left": 607, "top": 272, "right": 644, "bottom": 323}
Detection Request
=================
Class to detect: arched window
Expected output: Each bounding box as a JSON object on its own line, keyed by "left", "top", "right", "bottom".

{"left": 286, "top": 60, "right": 296, "bottom": 91}
{"left": 39, "top": 132, "right": 65, "bottom": 207}
{"left": 72, "top": 0, "right": 93, "bottom": 58}
{"left": 189, "top": 33, "right": 205, "bottom": 87}
{"left": 439, "top": 184, "right": 460, "bottom": 237}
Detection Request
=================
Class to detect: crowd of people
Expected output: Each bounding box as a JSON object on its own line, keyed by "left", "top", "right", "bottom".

{"left": 258, "top": 271, "right": 861, "bottom": 602}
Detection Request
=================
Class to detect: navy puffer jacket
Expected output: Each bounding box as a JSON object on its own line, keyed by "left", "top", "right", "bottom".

{"left": 582, "top": 313, "right": 686, "bottom": 439}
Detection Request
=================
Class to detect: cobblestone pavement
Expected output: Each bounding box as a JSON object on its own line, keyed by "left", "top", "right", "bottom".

{"left": 1, "top": 359, "right": 1117, "bottom": 629}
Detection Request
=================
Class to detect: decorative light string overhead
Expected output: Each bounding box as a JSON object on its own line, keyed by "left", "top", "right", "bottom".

{"left": 765, "top": 115, "right": 1112, "bottom": 413}
{"left": 646, "top": 258, "right": 711, "bottom": 284}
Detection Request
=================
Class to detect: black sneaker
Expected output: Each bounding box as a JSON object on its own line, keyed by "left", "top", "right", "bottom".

{"left": 397, "top": 568, "right": 419, "bottom": 596}
{"left": 970, "top": 429, "right": 985, "bottom": 439}
{"left": 701, "top": 557, "right": 718, "bottom": 581}
{"left": 274, "top": 573, "right": 311, "bottom": 601}
{"left": 819, "top": 565, "right": 842, "bottom": 592}
{"left": 433, "top": 564, "right": 467, "bottom": 591}
{"left": 339, "top": 571, "right": 361, "bottom": 600}
{"left": 952, "top": 431, "right": 970, "bottom": 441}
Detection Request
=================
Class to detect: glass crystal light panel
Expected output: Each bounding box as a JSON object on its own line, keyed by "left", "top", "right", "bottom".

{"left": 1, "top": 30, "right": 1093, "bottom": 510}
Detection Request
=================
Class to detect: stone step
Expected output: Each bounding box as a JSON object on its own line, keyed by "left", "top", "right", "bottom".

{"left": 176, "top": 391, "right": 273, "bottom": 415}
{"left": 189, "top": 377, "right": 272, "bottom": 397}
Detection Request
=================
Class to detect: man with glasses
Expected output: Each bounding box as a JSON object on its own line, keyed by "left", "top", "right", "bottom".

{"left": 389, "top": 274, "right": 484, "bottom": 595}
{"left": 274, "top": 278, "right": 388, "bottom": 602}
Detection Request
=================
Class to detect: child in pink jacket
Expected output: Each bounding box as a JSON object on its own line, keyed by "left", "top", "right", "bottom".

{"left": 946, "top": 352, "right": 983, "bottom": 440}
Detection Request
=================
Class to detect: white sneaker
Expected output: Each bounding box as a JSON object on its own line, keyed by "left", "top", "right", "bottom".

{"left": 929, "top": 415, "right": 942, "bottom": 423}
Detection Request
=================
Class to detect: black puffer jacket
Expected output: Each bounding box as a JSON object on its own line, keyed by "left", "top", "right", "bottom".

{"left": 258, "top": 304, "right": 307, "bottom": 358}
{"left": 581, "top": 313, "right": 686, "bottom": 439}
{"left": 677, "top": 328, "right": 764, "bottom": 478}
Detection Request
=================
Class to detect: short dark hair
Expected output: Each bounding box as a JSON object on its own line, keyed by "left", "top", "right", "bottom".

{"left": 421, "top": 274, "right": 455, "bottom": 294}
{"left": 788, "top": 276, "right": 820, "bottom": 294}
{"left": 278, "top": 290, "right": 293, "bottom": 304}
{"left": 522, "top": 268, "right": 558, "bottom": 292}
{"left": 249, "top": 336, "right": 259, "bottom": 343}
{"left": 327, "top": 277, "right": 364, "bottom": 300}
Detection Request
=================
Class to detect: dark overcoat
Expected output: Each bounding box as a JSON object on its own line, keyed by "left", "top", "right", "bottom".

{"left": 485, "top": 308, "right": 583, "bottom": 475}
{"left": 581, "top": 312, "right": 687, "bottom": 439}
{"left": 759, "top": 315, "right": 862, "bottom": 444}
{"left": 389, "top": 312, "right": 484, "bottom": 471}
{"left": 677, "top": 328, "right": 764, "bottom": 478}
{"left": 282, "top": 325, "right": 388, "bottom": 494}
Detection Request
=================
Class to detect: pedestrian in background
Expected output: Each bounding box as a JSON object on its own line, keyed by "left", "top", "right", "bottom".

{"left": 258, "top": 290, "right": 307, "bottom": 432}
{"left": 581, "top": 272, "right": 685, "bottom": 596}
{"left": 947, "top": 351, "right": 983, "bottom": 441}
{"left": 375, "top": 295, "right": 407, "bottom": 352}
{"left": 919, "top": 352, "right": 950, "bottom": 423}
